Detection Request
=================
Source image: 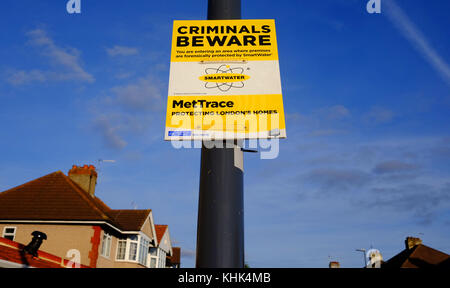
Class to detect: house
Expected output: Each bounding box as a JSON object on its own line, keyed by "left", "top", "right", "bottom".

{"left": 0, "top": 164, "right": 179, "bottom": 268}
{"left": 382, "top": 237, "right": 450, "bottom": 268}
{"left": 167, "top": 247, "right": 181, "bottom": 268}
{"left": 151, "top": 224, "right": 173, "bottom": 268}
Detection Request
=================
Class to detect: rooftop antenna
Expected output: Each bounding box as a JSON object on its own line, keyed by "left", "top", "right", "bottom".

{"left": 96, "top": 159, "right": 116, "bottom": 172}
{"left": 356, "top": 248, "right": 367, "bottom": 268}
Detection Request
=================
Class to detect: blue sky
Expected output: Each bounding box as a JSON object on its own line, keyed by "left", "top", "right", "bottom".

{"left": 1, "top": 0, "right": 449, "bottom": 267}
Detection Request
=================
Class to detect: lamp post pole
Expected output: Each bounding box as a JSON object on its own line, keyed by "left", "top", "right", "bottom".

{"left": 195, "top": 0, "right": 244, "bottom": 268}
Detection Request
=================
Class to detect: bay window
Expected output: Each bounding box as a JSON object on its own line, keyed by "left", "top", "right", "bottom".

{"left": 115, "top": 234, "right": 151, "bottom": 267}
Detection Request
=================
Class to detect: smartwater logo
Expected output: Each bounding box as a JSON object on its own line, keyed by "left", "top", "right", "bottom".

{"left": 199, "top": 65, "right": 250, "bottom": 92}
{"left": 67, "top": 0, "right": 81, "bottom": 14}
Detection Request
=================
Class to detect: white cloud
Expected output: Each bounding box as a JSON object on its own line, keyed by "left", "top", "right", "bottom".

{"left": 6, "top": 29, "right": 94, "bottom": 85}
{"left": 106, "top": 45, "right": 139, "bottom": 57}
{"left": 385, "top": 0, "right": 450, "bottom": 86}
{"left": 6, "top": 69, "right": 46, "bottom": 86}
{"left": 93, "top": 114, "right": 128, "bottom": 150}
{"left": 318, "top": 105, "right": 351, "bottom": 120}
{"left": 111, "top": 75, "right": 163, "bottom": 112}
{"left": 364, "top": 106, "right": 394, "bottom": 124}
{"left": 90, "top": 74, "right": 164, "bottom": 150}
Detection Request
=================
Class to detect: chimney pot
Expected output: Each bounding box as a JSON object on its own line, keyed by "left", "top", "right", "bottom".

{"left": 405, "top": 237, "right": 422, "bottom": 250}
{"left": 68, "top": 164, "right": 98, "bottom": 196}
{"left": 329, "top": 261, "right": 340, "bottom": 268}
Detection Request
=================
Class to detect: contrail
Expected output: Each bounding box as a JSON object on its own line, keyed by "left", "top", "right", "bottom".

{"left": 384, "top": 0, "right": 450, "bottom": 86}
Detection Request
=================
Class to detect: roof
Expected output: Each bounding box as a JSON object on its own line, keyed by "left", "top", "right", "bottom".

{"left": 0, "top": 237, "right": 89, "bottom": 268}
{"left": 0, "top": 171, "right": 151, "bottom": 233}
{"left": 109, "top": 210, "right": 152, "bottom": 231}
{"left": 383, "top": 244, "right": 450, "bottom": 268}
{"left": 155, "top": 225, "right": 168, "bottom": 244}
{"left": 170, "top": 247, "right": 181, "bottom": 265}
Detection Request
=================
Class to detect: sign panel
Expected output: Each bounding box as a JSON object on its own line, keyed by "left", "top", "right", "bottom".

{"left": 165, "top": 19, "right": 286, "bottom": 140}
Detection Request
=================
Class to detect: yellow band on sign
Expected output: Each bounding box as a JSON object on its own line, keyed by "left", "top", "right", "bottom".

{"left": 171, "top": 19, "right": 279, "bottom": 62}
{"left": 166, "top": 94, "right": 286, "bottom": 135}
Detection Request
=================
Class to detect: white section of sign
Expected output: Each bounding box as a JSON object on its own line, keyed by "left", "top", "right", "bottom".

{"left": 164, "top": 128, "right": 287, "bottom": 141}
{"left": 168, "top": 60, "right": 282, "bottom": 96}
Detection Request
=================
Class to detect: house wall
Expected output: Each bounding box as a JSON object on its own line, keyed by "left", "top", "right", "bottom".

{"left": 0, "top": 223, "right": 95, "bottom": 267}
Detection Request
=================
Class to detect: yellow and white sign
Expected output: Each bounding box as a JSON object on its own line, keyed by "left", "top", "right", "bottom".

{"left": 165, "top": 19, "right": 286, "bottom": 140}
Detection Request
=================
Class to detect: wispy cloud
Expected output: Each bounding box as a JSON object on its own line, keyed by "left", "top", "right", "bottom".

{"left": 373, "top": 160, "right": 419, "bottom": 175}
{"left": 181, "top": 249, "right": 196, "bottom": 259}
{"left": 317, "top": 105, "right": 351, "bottom": 120}
{"left": 6, "top": 69, "right": 46, "bottom": 86}
{"left": 111, "top": 75, "right": 163, "bottom": 112}
{"left": 93, "top": 114, "right": 128, "bottom": 150}
{"left": 6, "top": 29, "right": 94, "bottom": 85}
{"left": 91, "top": 74, "right": 164, "bottom": 150}
{"left": 385, "top": 0, "right": 450, "bottom": 86}
{"left": 106, "top": 45, "right": 139, "bottom": 57}
{"left": 304, "top": 168, "right": 372, "bottom": 193}
{"left": 362, "top": 183, "right": 450, "bottom": 225}
{"left": 364, "top": 106, "right": 395, "bottom": 124}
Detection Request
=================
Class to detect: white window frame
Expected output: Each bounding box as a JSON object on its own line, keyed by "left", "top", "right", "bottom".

{"left": 2, "top": 227, "right": 16, "bottom": 241}
{"left": 159, "top": 248, "right": 166, "bottom": 268}
{"left": 116, "top": 239, "right": 127, "bottom": 261}
{"left": 138, "top": 237, "right": 150, "bottom": 266}
{"left": 128, "top": 235, "right": 139, "bottom": 261}
{"left": 149, "top": 247, "right": 158, "bottom": 268}
{"left": 115, "top": 233, "right": 152, "bottom": 267}
{"left": 100, "top": 232, "right": 112, "bottom": 258}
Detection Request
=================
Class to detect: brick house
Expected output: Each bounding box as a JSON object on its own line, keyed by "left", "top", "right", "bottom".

{"left": 0, "top": 165, "right": 178, "bottom": 268}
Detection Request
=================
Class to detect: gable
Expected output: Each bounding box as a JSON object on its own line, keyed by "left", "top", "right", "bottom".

{"left": 140, "top": 215, "right": 155, "bottom": 240}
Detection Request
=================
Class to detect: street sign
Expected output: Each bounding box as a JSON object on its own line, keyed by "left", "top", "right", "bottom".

{"left": 165, "top": 19, "right": 286, "bottom": 140}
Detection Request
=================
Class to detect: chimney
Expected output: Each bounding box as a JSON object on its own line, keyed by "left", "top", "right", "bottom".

{"left": 405, "top": 236, "right": 422, "bottom": 250}
{"left": 68, "top": 164, "right": 97, "bottom": 197}
{"left": 329, "top": 261, "right": 340, "bottom": 268}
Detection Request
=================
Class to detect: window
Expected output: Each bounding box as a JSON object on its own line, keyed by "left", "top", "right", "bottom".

{"left": 116, "top": 234, "right": 151, "bottom": 266}
{"left": 138, "top": 237, "right": 149, "bottom": 266}
{"left": 100, "top": 233, "right": 112, "bottom": 258}
{"left": 116, "top": 240, "right": 127, "bottom": 260}
{"left": 2, "top": 227, "right": 16, "bottom": 241}
{"left": 128, "top": 235, "right": 138, "bottom": 261}
{"left": 159, "top": 249, "right": 166, "bottom": 268}
{"left": 150, "top": 247, "right": 158, "bottom": 268}
{"left": 150, "top": 258, "right": 157, "bottom": 268}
